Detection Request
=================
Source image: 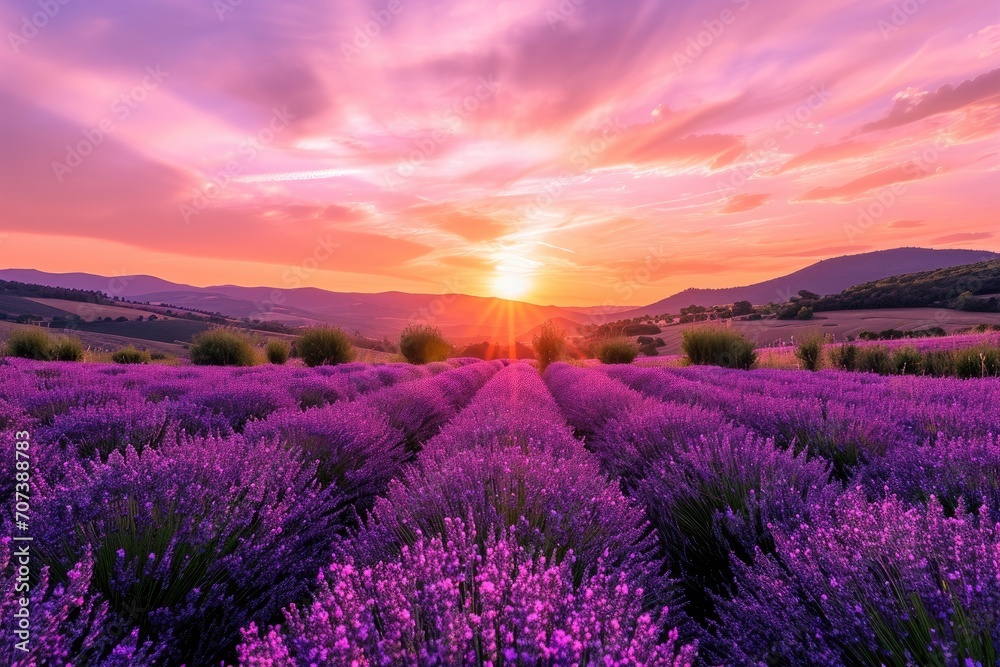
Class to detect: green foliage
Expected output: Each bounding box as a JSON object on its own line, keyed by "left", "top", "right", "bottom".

{"left": 856, "top": 345, "right": 893, "bottom": 374}
{"left": 621, "top": 322, "right": 661, "bottom": 336}
{"left": 265, "top": 339, "right": 291, "bottom": 365}
{"left": 5, "top": 328, "right": 84, "bottom": 362}
{"left": 828, "top": 343, "right": 859, "bottom": 371}
{"left": 5, "top": 327, "right": 54, "bottom": 360}
{"left": 922, "top": 350, "right": 956, "bottom": 377}
{"left": 639, "top": 343, "right": 660, "bottom": 357}
{"left": 815, "top": 258, "right": 1000, "bottom": 312}
{"left": 731, "top": 300, "right": 755, "bottom": 316}
{"left": 50, "top": 336, "right": 84, "bottom": 361}
{"left": 111, "top": 346, "right": 151, "bottom": 364}
{"left": 399, "top": 324, "right": 451, "bottom": 364}
{"left": 682, "top": 327, "right": 757, "bottom": 370}
{"left": 954, "top": 344, "right": 1000, "bottom": 379}
{"left": 297, "top": 327, "right": 354, "bottom": 367}
{"left": 890, "top": 346, "right": 923, "bottom": 375}
{"left": 595, "top": 338, "right": 639, "bottom": 364}
{"left": 794, "top": 331, "right": 826, "bottom": 371}
{"left": 532, "top": 320, "right": 566, "bottom": 371}
{"left": 189, "top": 328, "right": 256, "bottom": 366}
{"left": 795, "top": 306, "right": 814, "bottom": 320}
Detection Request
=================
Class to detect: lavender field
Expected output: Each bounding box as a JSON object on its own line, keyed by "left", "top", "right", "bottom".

{"left": 2, "top": 357, "right": 999, "bottom": 666}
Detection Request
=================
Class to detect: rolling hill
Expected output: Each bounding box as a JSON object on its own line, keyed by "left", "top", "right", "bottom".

{"left": 4, "top": 247, "right": 997, "bottom": 340}
{"left": 815, "top": 258, "right": 1000, "bottom": 312}
{"left": 616, "top": 248, "right": 999, "bottom": 317}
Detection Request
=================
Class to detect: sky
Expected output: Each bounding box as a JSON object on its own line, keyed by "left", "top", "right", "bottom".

{"left": 1, "top": 0, "right": 998, "bottom": 307}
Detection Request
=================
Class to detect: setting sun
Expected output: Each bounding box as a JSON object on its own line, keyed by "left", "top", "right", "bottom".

{"left": 491, "top": 271, "right": 532, "bottom": 300}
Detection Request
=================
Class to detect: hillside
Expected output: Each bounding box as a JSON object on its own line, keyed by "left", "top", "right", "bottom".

{"left": 815, "top": 259, "right": 1000, "bottom": 312}
{"left": 4, "top": 247, "right": 998, "bottom": 339}
{"left": 0, "top": 269, "right": 594, "bottom": 339}
{"left": 617, "top": 248, "right": 999, "bottom": 317}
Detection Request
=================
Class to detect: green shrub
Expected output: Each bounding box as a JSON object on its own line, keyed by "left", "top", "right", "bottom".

{"left": 111, "top": 346, "right": 151, "bottom": 364}
{"left": 891, "top": 345, "right": 923, "bottom": 375}
{"left": 297, "top": 327, "right": 353, "bottom": 367}
{"left": 922, "top": 350, "right": 957, "bottom": 377}
{"left": 856, "top": 345, "right": 892, "bottom": 374}
{"left": 828, "top": 343, "right": 859, "bottom": 371}
{"left": 532, "top": 320, "right": 566, "bottom": 372}
{"left": 5, "top": 327, "right": 53, "bottom": 360}
{"left": 795, "top": 306, "right": 814, "bottom": 320}
{"left": 596, "top": 338, "right": 638, "bottom": 364}
{"left": 639, "top": 343, "right": 660, "bottom": 357}
{"left": 49, "top": 336, "right": 84, "bottom": 362}
{"left": 189, "top": 328, "right": 256, "bottom": 366}
{"left": 794, "top": 331, "right": 826, "bottom": 371}
{"left": 399, "top": 324, "right": 451, "bottom": 364}
{"left": 682, "top": 326, "right": 757, "bottom": 370}
{"left": 954, "top": 344, "right": 1000, "bottom": 379}
{"left": 265, "top": 339, "right": 291, "bottom": 365}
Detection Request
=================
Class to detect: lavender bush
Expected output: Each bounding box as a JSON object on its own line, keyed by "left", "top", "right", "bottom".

{"left": 237, "top": 518, "right": 697, "bottom": 666}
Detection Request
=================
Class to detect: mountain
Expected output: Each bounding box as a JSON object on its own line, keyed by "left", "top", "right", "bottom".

{"left": 0, "top": 269, "right": 594, "bottom": 340}
{"left": 4, "top": 247, "right": 997, "bottom": 338}
{"left": 617, "top": 248, "right": 1000, "bottom": 317}
{"left": 815, "top": 258, "right": 1000, "bottom": 312}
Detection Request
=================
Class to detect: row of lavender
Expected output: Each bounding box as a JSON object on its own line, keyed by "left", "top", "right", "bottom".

{"left": 3, "top": 356, "right": 999, "bottom": 665}
{"left": 549, "top": 363, "right": 1000, "bottom": 665}
{"left": 0, "top": 357, "right": 502, "bottom": 665}
{"left": 236, "top": 363, "right": 696, "bottom": 664}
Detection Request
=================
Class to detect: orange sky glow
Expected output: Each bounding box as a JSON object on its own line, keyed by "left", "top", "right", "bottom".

{"left": 1, "top": 0, "right": 998, "bottom": 306}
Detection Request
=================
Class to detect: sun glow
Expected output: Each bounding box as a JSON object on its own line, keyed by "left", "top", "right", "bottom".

{"left": 491, "top": 271, "right": 532, "bottom": 300}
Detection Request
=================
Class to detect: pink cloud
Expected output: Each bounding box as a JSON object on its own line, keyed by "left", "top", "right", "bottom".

{"left": 720, "top": 193, "right": 770, "bottom": 213}
{"left": 860, "top": 68, "right": 1000, "bottom": 133}
{"left": 797, "top": 162, "right": 936, "bottom": 202}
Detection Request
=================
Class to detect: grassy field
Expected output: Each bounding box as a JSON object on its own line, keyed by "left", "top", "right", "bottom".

{"left": 0, "top": 295, "right": 78, "bottom": 319}
{"left": 0, "top": 321, "right": 190, "bottom": 357}
{"left": 646, "top": 308, "right": 1000, "bottom": 355}
{"left": 24, "top": 297, "right": 174, "bottom": 321}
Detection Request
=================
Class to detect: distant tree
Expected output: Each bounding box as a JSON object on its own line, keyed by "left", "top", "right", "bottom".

{"left": 596, "top": 338, "right": 639, "bottom": 364}
{"left": 533, "top": 320, "right": 567, "bottom": 372}
{"left": 798, "top": 290, "right": 821, "bottom": 301}
{"left": 265, "top": 339, "right": 291, "bottom": 365}
{"left": 796, "top": 307, "right": 814, "bottom": 320}
{"left": 731, "top": 300, "right": 755, "bottom": 316}
{"left": 399, "top": 324, "right": 451, "bottom": 364}
{"left": 297, "top": 327, "right": 354, "bottom": 367}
